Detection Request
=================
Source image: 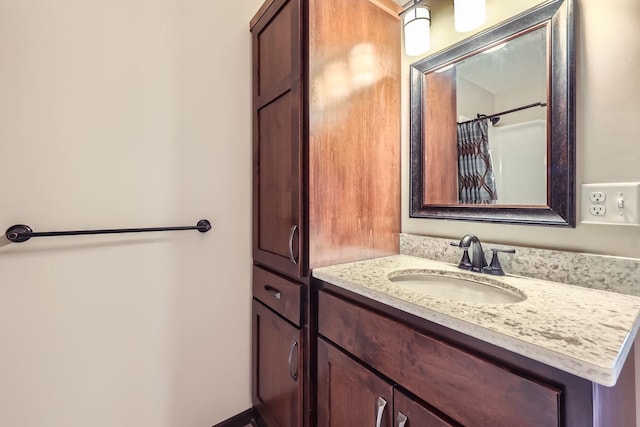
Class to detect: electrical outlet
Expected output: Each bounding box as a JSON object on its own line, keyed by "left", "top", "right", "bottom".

{"left": 581, "top": 183, "right": 640, "bottom": 225}
{"left": 590, "top": 192, "right": 606, "bottom": 203}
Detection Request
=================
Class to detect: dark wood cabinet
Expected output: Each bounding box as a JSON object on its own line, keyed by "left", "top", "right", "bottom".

{"left": 317, "top": 290, "right": 560, "bottom": 427}
{"left": 251, "top": 0, "right": 401, "bottom": 425}
{"left": 317, "top": 338, "right": 393, "bottom": 427}
{"left": 251, "top": 0, "right": 401, "bottom": 282}
{"left": 252, "top": 0, "right": 304, "bottom": 280}
{"left": 316, "top": 284, "right": 637, "bottom": 427}
{"left": 252, "top": 300, "right": 303, "bottom": 427}
{"left": 394, "top": 389, "right": 456, "bottom": 427}
{"left": 252, "top": 266, "right": 302, "bottom": 326}
{"left": 318, "top": 337, "right": 457, "bottom": 427}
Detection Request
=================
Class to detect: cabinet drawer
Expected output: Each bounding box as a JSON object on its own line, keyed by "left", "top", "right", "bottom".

{"left": 318, "top": 290, "right": 561, "bottom": 427}
{"left": 253, "top": 266, "right": 302, "bottom": 326}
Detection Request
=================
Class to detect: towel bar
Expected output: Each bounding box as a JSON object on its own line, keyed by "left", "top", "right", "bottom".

{"left": 5, "top": 219, "right": 211, "bottom": 243}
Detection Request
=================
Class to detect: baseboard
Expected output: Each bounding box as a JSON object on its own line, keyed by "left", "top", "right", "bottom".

{"left": 212, "top": 408, "right": 257, "bottom": 427}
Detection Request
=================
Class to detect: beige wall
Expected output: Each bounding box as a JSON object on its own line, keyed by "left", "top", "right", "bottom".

{"left": 0, "top": 0, "right": 262, "bottom": 426}
{"left": 402, "top": 0, "right": 640, "bottom": 259}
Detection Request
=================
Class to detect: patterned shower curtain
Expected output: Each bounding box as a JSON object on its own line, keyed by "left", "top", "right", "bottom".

{"left": 457, "top": 119, "right": 497, "bottom": 204}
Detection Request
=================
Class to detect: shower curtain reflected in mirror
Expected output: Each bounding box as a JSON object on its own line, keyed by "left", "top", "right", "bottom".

{"left": 457, "top": 119, "right": 497, "bottom": 204}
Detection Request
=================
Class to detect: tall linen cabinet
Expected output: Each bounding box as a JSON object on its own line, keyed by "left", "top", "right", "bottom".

{"left": 250, "top": 0, "right": 401, "bottom": 425}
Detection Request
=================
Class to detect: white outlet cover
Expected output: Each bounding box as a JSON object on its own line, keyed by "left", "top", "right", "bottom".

{"left": 581, "top": 183, "right": 640, "bottom": 226}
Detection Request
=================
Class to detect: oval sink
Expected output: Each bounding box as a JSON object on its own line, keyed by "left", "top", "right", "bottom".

{"left": 388, "top": 270, "right": 525, "bottom": 304}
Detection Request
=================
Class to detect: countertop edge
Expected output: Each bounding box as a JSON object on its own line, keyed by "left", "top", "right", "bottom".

{"left": 313, "top": 267, "right": 637, "bottom": 387}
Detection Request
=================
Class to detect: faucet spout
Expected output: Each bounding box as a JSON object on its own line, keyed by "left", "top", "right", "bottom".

{"left": 458, "top": 234, "right": 487, "bottom": 272}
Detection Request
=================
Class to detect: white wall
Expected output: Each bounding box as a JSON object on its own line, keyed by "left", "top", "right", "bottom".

{"left": 402, "top": 0, "right": 640, "bottom": 259}
{"left": 456, "top": 76, "right": 494, "bottom": 120}
{"left": 494, "top": 82, "right": 546, "bottom": 126}
{"left": 0, "top": 0, "right": 262, "bottom": 426}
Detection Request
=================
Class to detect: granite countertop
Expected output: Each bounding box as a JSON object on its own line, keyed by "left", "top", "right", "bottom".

{"left": 312, "top": 254, "right": 640, "bottom": 387}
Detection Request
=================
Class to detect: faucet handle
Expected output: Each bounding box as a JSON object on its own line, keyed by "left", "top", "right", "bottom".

{"left": 449, "top": 241, "right": 473, "bottom": 270}
{"left": 483, "top": 247, "right": 516, "bottom": 276}
{"left": 450, "top": 241, "right": 469, "bottom": 248}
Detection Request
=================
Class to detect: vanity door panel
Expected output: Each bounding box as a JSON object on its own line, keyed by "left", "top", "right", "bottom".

{"left": 317, "top": 338, "right": 393, "bottom": 427}
{"left": 318, "top": 290, "right": 561, "bottom": 427}
{"left": 394, "top": 389, "right": 457, "bottom": 427}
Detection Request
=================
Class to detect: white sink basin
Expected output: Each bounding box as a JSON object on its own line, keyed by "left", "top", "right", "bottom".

{"left": 388, "top": 270, "right": 525, "bottom": 304}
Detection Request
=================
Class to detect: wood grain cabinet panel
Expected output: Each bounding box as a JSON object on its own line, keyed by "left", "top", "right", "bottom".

{"left": 317, "top": 338, "right": 393, "bottom": 427}
{"left": 394, "top": 389, "right": 456, "bottom": 427}
{"left": 257, "top": 93, "right": 296, "bottom": 260}
{"left": 318, "top": 337, "right": 458, "bottom": 427}
{"left": 424, "top": 68, "right": 458, "bottom": 204}
{"left": 251, "top": 0, "right": 401, "bottom": 424}
{"left": 318, "top": 290, "right": 561, "bottom": 427}
{"left": 257, "top": 0, "right": 293, "bottom": 100}
{"left": 252, "top": 0, "right": 304, "bottom": 280}
{"left": 251, "top": 0, "right": 400, "bottom": 282}
{"left": 252, "top": 300, "right": 303, "bottom": 427}
{"left": 252, "top": 266, "right": 302, "bottom": 326}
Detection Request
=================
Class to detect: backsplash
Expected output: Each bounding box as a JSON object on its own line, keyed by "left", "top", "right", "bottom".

{"left": 400, "top": 233, "right": 640, "bottom": 297}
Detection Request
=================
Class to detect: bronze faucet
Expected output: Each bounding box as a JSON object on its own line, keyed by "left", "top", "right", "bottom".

{"left": 450, "top": 234, "right": 515, "bottom": 276}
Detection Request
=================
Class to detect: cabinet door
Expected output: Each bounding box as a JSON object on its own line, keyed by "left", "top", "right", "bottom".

{"left": 317, "top": 338, "right": 393, "bottom": 427}
{"left": 394, "top": 389, "right": 456, "bottom": 427}
{"left": 318, "top": 290, "right": 561, "bottom": 427}
{"left": 251, "top": 0, "right": 305, "bottom": 280}
{"left": 252, "top": 300, "right": 303, "bottom": 427}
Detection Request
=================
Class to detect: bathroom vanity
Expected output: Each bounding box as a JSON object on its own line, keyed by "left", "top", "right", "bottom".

{"left": 247, "top": 0, "right": 639, "bottom": 425}
{"left": 313, "top": 255, "right": 640, "bottom": 427}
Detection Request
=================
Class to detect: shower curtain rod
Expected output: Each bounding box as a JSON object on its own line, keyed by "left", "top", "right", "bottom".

{"left": 457, "top": 102, "right": 547, "bottom": 125}
{"left": 5, "top": 219, "right": 212, "bottom": 243}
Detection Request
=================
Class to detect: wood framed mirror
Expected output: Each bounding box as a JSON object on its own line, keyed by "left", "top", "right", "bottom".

{"left": 409, "top": 0, "right": 575, "bottom": 226}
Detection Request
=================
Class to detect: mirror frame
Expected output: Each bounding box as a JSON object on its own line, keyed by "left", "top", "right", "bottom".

{"left": 409, "top": 0, "right": 575, "bottom": 227}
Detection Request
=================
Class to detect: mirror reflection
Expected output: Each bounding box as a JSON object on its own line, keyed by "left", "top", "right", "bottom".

{"left": 424, "top": 26, "right": 548, "bottom": 206}
{"left": 410, "top": 0, "right": 575, "bottom": 227}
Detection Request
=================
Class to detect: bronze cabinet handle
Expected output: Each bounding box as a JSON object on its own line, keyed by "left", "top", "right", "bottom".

{"left": 288, "top": 339, "right": 298, "bottom": 381}
{"left": 375, "top": 397, "right": 387, "bottom": 427}
{"left": 397, "top": 412, "right": 408, "bottom": 427}
{"left": 288, "top": 224, "right": 298, "bottom": 265}
{"left": 264, "top": 285, "right": 282, "bottom": 300}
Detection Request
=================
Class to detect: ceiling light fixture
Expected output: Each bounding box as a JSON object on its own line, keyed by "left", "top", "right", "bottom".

{"left": 401, "top": 0, "right": 431, "bottom": 56}
{"left": 454, "top": 0, "right": 486, "bottom": 32}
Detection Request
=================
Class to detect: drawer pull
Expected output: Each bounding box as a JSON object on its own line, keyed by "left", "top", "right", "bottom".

{"left": 397, "top": 412, "right": 408, "bottom": 427}
{"left": 288, "top": 339, "right": 299, "bottom": 381}
{"left": 264, "top": 285, "right": 282, "bottom": 300}
{"left": 376, "top": 397, "right": 387, "bottom": 427}
{"left": 288, "top": 224, "right": 298, "bottom": 265}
